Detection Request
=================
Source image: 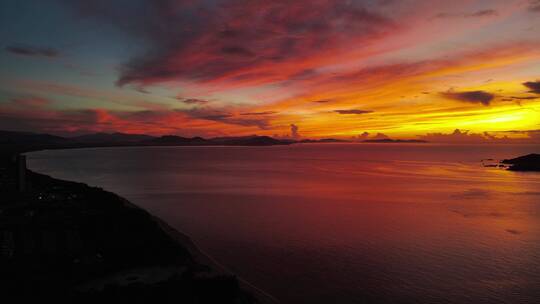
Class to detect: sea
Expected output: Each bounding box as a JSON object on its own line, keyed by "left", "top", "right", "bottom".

{"left": 27, "top": 143, "right": 540, "bottom": 303}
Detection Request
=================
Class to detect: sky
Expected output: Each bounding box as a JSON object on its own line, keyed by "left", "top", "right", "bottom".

{"left": 1, "top": 0, "right": 539, "bottom": 143}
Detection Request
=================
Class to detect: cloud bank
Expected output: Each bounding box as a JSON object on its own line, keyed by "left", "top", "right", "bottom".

{"left": 441, "top": 90, "right": 495, "bottom": 106}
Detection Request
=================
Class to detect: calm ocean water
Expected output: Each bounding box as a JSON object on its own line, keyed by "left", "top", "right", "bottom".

{"left": 28, "top": 144, "right": 540, "bottom": 303}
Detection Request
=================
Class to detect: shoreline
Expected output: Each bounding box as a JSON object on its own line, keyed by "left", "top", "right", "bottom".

{"left": 8, "top": 146, "right": 538, "bottom": 302}
{"left": 40, "top": 170, "right": 278, "bottom": 303}
{"left": 1, "top": 148, "right": 278, "bottom": 303}
{"left": 115, "top": 195, "right": 279, "bottom": 304}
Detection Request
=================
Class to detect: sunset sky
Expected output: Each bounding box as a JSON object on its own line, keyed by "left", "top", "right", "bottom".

{"left": 1, "top": 0, "right": 539, "bottom": 142}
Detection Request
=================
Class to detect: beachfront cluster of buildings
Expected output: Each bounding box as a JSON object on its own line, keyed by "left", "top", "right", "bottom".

{"left": 0, "top": 167, "right": 86, "bottom": 261}
{"left": 0, "top": 155, "right": 110, "bottom": 266}
{"left": 0, "top": 154, "right": 26, "bottom": 193}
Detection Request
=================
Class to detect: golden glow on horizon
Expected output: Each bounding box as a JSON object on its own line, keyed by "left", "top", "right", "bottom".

{"left": 246, "top": 45, "right": 540, "bottom": 140}
{"left": 2, "top": 0, "right": 540, "bottom": 142}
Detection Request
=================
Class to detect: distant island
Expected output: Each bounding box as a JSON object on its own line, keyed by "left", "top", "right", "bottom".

{"left": 146, "top": 134, "right": 291, "bottom": 146}
{"left": 501, "top": 154, "right": 540, "bottom": 171}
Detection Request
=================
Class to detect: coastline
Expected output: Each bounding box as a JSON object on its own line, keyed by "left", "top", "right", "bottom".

{"left": 113, "top": 194, "right": 278, "bottom": 304}
{"left": 50, "top": 171, "right": 278, "bottom": 303}
{"left": 7, "top": 145, "right": 539, "bottom": 303}
{"left": 151, "top": 212, "right": 279, "bottom": 304}
{"left": 1, "top": 150, "right": 277, "bottom": 303}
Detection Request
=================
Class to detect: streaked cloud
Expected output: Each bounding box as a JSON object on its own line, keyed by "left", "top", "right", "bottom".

{"left": 240, "top": 111, "right": 277, "bottom": 116}
{"left": 529, "top": 0, "right": 540, "bottom": 12}
{"left": 178, "top": 98, "right": 210, "bottom": 104}
{"left": 180, "top": 108, "right": 271, "bottom": 129}
{"left": 523, "top": 80, "right": 540, "bottom": 94}
{"left": 434, "top": 9, "right": 498, "bottom": 19}
{"left": 440, "top": 91, "right": 495, "bottom": 106}
{"left": 334, "top": 109, "right": 373, "bottom": 115}
{"left": 0, "top": 0, "right": 539, "bottom": 141}
{"left": 466, "top": 9, "right": 498, "bottom": 17}
{"left": 5, "top": 44, "right": 60, "bottom": 58}
{"left": 9, "top": 97, "right": 51, "bottom": 107}
{"left": 63, "top": 0, "right": 396, "bottom": 87}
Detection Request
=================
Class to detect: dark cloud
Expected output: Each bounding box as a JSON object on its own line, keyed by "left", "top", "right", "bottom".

{"left": 290, "top": 124, "right": 299, "bottom": 138}
{"left": 180, "top": 108, "right": 270, "bottom": 129}
{"left": 5, "top": 44, "right": 60, "bottom": 58}
{"left": 433, "top": 12, "right": 454, "bottom": 18}
{"left": 0, "top": 101, "right": 270, "bottom": 135}
{"left": 201, "top": 114, "right": 231, "bottom": 120}
{"left": 220, "top": 46, "right": 256, "bottom": 57}
{"left": 529, "top": 0, "right": 540, "bottom": 12}
{"left": 434, "top": 9, "right": 498, "bottom": 19}
{"left": 452, "top": 188, "right": 491, "bottom": 199}
{"left": 505, "top": 229, "right": 522, "bottom": 235}
{"left": 466, "top": 9, "right": 498, "bottom": 17}
{"left": 290, "top": 69, "right": 318, "bottom": 80}
{"left": 177, "top": 98, "right": 209, "bottom": 104}
{"left": 359, "top": 131, "right": 369, "bottom": 139}
{"left": 441, "top": 90, "right": 495, "bottom": 106}
{"left": 62, "top": 0, "right": 395, "bottom": 86}
{"left": 0, "top": 109, "right": 108, "bottom": 135}
{"left": 377, "top": 0, "right": 396, "bottom": 5}
{"left": 135, "top": 86, "right": 150, "bottom": 94}
{"left": 523, "top": 80, "right": 540, "bottom": 94}
{"left": 312, "top": 99, "right": 332, "bottom": 103}
{"left": 334, "top": 109, "right": 373, "bottom": 115}
{"left": 240, "top": 111, "right": 277, "bottom": 116}
{"left": 506, "top": 96, "right": 538, "bottom": 100}
{"left": 9, "top": 97, "right": 50, "bottom": 107}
